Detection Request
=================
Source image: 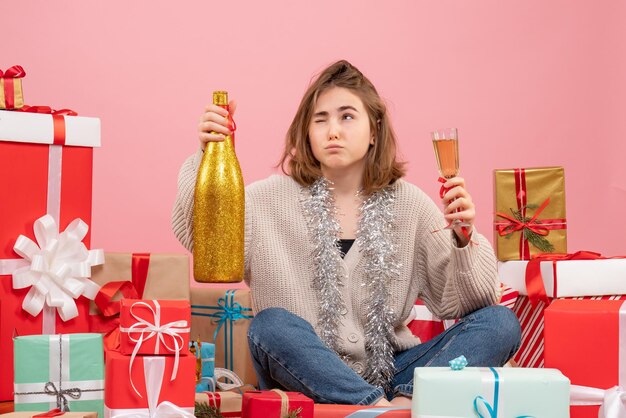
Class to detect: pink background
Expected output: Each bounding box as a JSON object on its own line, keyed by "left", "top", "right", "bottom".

{"left": 3, "top": 1, "right": 625, "bottom": 259}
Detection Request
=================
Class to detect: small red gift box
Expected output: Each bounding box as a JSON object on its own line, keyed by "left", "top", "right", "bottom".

{"left": 544, "top": 299, "right": 626, "bottom": 418}
{"left": 314, "top": 404, "right": 410, "bottom": 417}
{"left": 242, "top": 390, "right": 314, "bottom": 418}
{"left": 120, "top": 299, "right": 191, "bottom": 356}
{"left": 104, "top": 349, "right": 195, "bottom": 417}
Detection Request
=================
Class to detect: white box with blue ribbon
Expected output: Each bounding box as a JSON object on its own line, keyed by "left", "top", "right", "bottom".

{"left": 413, "top": 363, "right": 570, "bottom": 417}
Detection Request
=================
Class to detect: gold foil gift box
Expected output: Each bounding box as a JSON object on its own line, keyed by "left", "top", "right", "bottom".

{"left": 494, "top": 167, "right": 567, "bottom": 261}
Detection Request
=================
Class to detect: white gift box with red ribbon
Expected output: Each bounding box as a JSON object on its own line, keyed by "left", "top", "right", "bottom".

{"left": 498, "top": 258, "right": 626, "bottom": 298}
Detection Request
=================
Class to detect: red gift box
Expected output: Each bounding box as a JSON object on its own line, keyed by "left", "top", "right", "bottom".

{"left": 104, "top": 349, "right": 195, "bottom": 417}
{"left": 406, "top": 300, "right": 446, "bottom": 343}
{"left": 314, "top": 404, "right": 410, "bottom": 417}
{"left": 0, "top": 109, "right": 101, "bottom": 400}
{"left": 242, "top": 391, "right": 314, "bottom": 418}
{"left": 120, "top": 299, "right": 191, "bottom": 356}
{"left": 512, "top": 294, "right": 626, "bottom": 368}
{"left": 544, "top": 299, "right": 626, "bottom": 418}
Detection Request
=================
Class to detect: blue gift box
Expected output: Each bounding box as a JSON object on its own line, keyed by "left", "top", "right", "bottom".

{"left": 190, "top": 341, "right": 215, "bottom": 392}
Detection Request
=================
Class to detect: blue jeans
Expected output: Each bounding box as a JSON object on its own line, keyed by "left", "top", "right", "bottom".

{"left": 247, "top": 305, "right": 521, "bottom": 405}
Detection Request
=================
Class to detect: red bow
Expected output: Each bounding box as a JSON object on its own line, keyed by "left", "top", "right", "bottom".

{"left": 1, "top": 65, "right": 26, "bottom": 109}
{"left": 495, "top": 197, "right": 552, "bottom": 237}
{"left": 0, "top": 65, "right": 26, "bottom": 79}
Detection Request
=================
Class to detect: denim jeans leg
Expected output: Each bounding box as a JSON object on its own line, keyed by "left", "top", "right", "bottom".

{"left": 247, "top": 307, "right": 385, "bottom": 405}
{"left": 390, "top": 305, "right": 521, "bottom": 398}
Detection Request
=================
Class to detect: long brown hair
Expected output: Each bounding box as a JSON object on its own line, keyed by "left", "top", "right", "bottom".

{"left": 278, "top": 60, "right": 406, "bottom": 196}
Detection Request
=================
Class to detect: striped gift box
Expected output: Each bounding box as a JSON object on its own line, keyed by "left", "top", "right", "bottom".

{"left": 512, "top": 294, "right": 626, "bottom": 368}
{"left": 408, "top": 284, "right": 518, "bottom": 342}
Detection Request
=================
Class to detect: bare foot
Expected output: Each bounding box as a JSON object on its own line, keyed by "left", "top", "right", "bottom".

{"left": 374, "top": 398, "right": 393, "bottom": 406}
{"left": 390, "top": 396, "right": 412, "bottom": 407}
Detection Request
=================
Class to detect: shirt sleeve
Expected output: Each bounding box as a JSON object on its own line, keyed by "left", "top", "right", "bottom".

{"left": 415, "top": 195, "right": 499, "bottom": 320}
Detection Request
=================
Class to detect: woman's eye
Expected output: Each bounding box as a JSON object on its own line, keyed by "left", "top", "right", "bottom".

{"left": 343, "top": 114, "right": 354, "bottom": 120}
{"left": 314, "top": 119, "right": 326, "bottom": 124}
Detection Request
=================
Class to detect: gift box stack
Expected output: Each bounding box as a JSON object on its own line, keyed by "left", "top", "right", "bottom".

{"left": 0, "top": 64, "right": 103, "bottom": 410}
{"left": 103, "top": 299, "right": 195, "bottom": 417}
{"left": 0, "top": 66, "right": 205, "bottom": 418}
{"left": 493, "top": 166, "right": 626, "bottom": 417}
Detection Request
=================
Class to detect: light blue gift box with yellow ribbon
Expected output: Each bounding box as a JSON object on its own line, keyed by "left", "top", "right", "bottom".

{"left": 413, "top": 362, "right": 570, "bottom": 417}
{"left": 190, "top": 288, "right": 256, "bottom": 387}
{"left": 13, "top": 334, "right": 104, "bottom": 418}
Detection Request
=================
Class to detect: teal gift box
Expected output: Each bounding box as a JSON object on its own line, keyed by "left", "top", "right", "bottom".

{"left": 413, "top": 366, "right": 570, "bottom": 417}
{"left": 13, "top": 334, "right": 105, "bottom": 418}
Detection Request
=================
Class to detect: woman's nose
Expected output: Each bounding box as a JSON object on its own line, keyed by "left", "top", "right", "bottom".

{"left": 328, "top": 121, "right": 340, "bottom": 140}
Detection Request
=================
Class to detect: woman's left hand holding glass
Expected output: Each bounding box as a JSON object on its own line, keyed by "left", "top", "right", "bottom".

{"left": 440, "top": 176, "right": 475, "bottom": 246}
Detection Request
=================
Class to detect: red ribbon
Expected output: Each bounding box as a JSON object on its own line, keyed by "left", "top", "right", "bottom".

{"left": 92, "top": 280, "right": 139, "bottom": 351}
{"left": 494, "top": 168, "right": 567, "bottom": 260}
{"left": 17, "top": 105, "right": 78, "bottom": 145}
{"left": 203, "top": 391, "right": 221, "bottom": 408}
{"left": 0, "top": 65, "right": 25, "bottom": 109}
{"left": 131, "top": 253, "right": 150, "bottom": 298}
{"left": 525, "top": 251, "right": 626, "bottom": 307}
{"left": 33, "top": 409, "right": 65, "bottom": 417}
{"left": 91, "top": 253, "right": 151, "bottom": 350}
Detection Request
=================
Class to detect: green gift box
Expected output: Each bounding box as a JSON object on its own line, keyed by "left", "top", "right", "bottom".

{"left": 413, "top": 366, "right": 570, "bottom": 417}
{"left": 13, "top": 334, "right": 105, "bottom": 418}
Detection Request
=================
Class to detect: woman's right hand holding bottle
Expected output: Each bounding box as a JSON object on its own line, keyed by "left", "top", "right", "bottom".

{"left": 198, "top": 100, "right": 237, "bottom": 150}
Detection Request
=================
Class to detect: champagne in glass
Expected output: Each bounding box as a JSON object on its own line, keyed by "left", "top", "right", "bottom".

{"left": 431, "top": 128, "right": 469, "bottom": 228}
{"left": 431, "top": 128, "right": 459, "bottom": 179}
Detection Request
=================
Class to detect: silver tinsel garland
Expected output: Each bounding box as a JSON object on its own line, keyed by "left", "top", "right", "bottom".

{"left": 301, "top": 178, "right": 349, "bottom": 361}
{"left": 357, "top": 186, "right": 400, "bottom": 390}
{"left": 301, "top": 178, "right": 400, "bottom": 390}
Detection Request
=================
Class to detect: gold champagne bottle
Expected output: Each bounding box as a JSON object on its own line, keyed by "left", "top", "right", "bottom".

{"left": 193, "top": 91, "right": 244, "bottom": 283}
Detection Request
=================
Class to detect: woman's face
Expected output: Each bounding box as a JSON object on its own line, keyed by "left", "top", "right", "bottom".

{"left": 308, "top": 87, "right": 374, "bottom": 177}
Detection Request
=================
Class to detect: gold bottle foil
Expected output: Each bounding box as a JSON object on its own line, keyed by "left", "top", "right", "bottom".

{"left": 493, "top": 167, "right": 567, "bottom": 261}
{"left": 193, "top": 91, "right": 245, "bottom": 282}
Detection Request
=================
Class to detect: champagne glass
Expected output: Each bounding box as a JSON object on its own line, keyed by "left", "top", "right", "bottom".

{"left": 431, "top": 128, "right": 470, "bottom": 229}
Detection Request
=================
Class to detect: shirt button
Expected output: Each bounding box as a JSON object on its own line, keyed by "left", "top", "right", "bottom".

{"left": 354, "top": 362, "right": 364, "bottom": 374}
{"left": 340, "top": 307, "right": 348, "bottom": 315}
{"left": 348, "top": 333, "right": 359, "bottom": 343}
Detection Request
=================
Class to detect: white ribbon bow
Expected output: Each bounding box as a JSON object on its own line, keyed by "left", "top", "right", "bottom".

{"left": 119, "top": 300, "right": 190, "bottom": 397}
{"left": 213, "top": 368, "right": 244, "bottom": 391}
{"left": 571, "top": 384, "right": 626, "bottom": 418}
{"left": 9, "top": 214, "right": 104, "bottom": 321}
{"left": 106, "top": 357, "right": 195, "bottom": 418}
